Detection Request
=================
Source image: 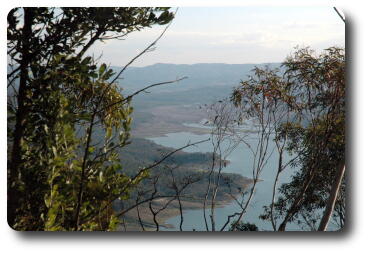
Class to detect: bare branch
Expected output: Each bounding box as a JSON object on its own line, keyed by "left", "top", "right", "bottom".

{"left": 97, "top": 77, "right": 188, "bottom": 116}
{"left": 79, "top": 138, "right": 209, "bottom": 226}
{"left": 109, "top": 10, "right": 177, "bottom": 85}
{"left": 333, "top": 7, "right": 345, "bottom": 23}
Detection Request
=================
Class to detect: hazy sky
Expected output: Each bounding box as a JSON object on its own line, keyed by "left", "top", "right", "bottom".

{"left": 89, "top": 6, "right": 345, "bottom": 67}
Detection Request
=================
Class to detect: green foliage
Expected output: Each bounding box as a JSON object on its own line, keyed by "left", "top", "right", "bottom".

{"left": 7, "top": 7, "right": 174, "bottom": 231}
{"left": 232, "top": 47, "right": 345, "bottom": 229}
{"left": 230, "top": 221, "right": 258, "bottom": 231}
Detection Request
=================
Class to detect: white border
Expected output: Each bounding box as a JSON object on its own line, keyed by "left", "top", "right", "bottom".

{"left": 1, "top": 1, "right": 366, "bottom": 254}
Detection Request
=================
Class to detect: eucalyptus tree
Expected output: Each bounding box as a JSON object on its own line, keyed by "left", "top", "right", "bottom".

{"left": 231, "top": 47, "right": 345, "bottom": 231}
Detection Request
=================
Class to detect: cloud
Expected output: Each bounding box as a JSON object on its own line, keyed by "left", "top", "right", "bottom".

{"left": 89, "top": 8, "right": 344, "bottom": 67}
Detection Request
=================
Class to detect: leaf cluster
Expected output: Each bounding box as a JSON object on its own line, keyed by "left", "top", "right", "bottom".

{"left": 7, "top": 7, "right": 175, "bottom": 231}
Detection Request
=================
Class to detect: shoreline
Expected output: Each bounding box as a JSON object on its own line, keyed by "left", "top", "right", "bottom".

{"left": 118, "top": 174, "right": 254, "bottom": 231}
{"left": 118, "top": 118, "right": 256, "bottom": 231}
{"left": 118, "top": 195, "right": 246, "bottom": 231}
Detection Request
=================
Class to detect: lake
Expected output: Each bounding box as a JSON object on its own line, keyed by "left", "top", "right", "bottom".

{"left": 148, "top": 123, "right": 339, "bottom": 231}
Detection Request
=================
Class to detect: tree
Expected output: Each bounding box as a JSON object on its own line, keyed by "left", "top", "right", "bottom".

{"left": 202, "top": 100, "right": 240, "bottom": 231}
{"left": 230, "top": 221, "right": 258, "bottom": 231}
{"left": 7, "top": 7, "right": 175, "bottom": 231}
{"left": 228, "top": 65, "right": 295, "bottom": 231}
{"left": 232, "top": 47, "right": 345, "bottom": 231}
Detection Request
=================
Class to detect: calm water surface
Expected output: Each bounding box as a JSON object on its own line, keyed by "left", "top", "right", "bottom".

{"left": 148, "top": 126, "right": 337, "bottom": 231}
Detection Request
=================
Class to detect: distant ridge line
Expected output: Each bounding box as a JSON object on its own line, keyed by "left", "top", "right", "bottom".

{"left": 115, "top": 62, "right": 281, "bottom": 69}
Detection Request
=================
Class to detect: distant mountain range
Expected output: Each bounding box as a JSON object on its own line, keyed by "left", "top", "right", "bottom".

{"left": 7, "top": 62, "right": 281, "bottom": 110}
{"left": 112, "top": 62, "right": 280, "bottom": 94}
{"left": 111, "top": 63, "right": 280, "bottom": 109}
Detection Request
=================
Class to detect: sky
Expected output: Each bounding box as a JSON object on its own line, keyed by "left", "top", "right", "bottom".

{"left": 89, "top": 6, "right": 345, "bottom": 67}
{"left": 4, "top": 2, "right": 368, "bottom": 253}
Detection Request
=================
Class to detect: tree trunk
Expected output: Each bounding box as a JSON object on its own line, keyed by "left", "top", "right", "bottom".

{"left": 318, "top": 163, "right": 345, "bottom": 231}
{"left": 8, "top": 8, "right": 34, "bottom": 228}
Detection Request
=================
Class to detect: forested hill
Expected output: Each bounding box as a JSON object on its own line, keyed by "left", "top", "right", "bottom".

{"left": 118, "top": 137, "right": 251, "bottom": 200}
{"left": 119, "top": 137, "right": 215, "bottom": 175}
